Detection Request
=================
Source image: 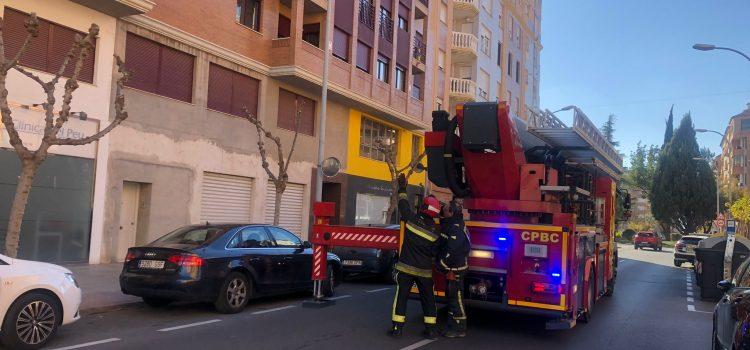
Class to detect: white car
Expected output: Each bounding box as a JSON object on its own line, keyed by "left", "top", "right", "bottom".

{"left": 0, "top": 254, "right": 81, "bottom": 349}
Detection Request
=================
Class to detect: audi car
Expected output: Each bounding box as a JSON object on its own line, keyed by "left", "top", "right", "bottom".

{"left": 0, "top": 254, "right": 81, "bottom": 349}
{"left": 120, "top": 224, "right": 342, "bottom": 314}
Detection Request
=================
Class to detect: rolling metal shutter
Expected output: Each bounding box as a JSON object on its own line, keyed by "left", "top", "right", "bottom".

{"left": 200, "top": 172, "right": 253, "bottom": 224}
{"left": 264, "top": 182, "right": 304, "bottom": 236}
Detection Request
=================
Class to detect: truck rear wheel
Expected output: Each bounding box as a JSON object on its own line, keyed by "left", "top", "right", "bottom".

{"left": 579, "top": 270, "right": 595, "bottom": 323}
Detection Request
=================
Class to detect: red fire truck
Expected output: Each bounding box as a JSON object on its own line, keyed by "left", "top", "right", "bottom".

{"left": 309, "top": 102, "right": 630, "bottom": 329}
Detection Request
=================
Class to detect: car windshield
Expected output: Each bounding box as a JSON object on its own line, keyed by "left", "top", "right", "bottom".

{"left": 155, "top": 226, "right": 230, "bottom": 246}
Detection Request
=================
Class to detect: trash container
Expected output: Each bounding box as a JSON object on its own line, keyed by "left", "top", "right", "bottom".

{"left": 694, "top": 236, "right": 750, "bottom": 300}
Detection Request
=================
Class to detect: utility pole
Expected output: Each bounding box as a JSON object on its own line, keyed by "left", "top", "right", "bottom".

{"left": 315, "top": 0, "right": 334, "bottom": 202}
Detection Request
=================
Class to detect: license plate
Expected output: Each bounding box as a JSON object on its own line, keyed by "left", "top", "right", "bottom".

{"left": 524, "top": 244, "right": 548, "bottom": 258}
{"left": 139, "top": 260, "right": 165, "bottom": 269}
{"left": 686, "top": 247, "right": 694, "bottom": 253}
{"left": 342, "top": 260, "right": 363, "bottom": 266}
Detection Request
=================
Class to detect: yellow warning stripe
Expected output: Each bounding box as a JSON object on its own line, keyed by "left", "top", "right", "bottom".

{"left": 466, "top": 221, "right": 564, "bottom": 232}
{"left": 410, "top": 286, "right": 446, "bottom": 297}
{"left": 406, "top": 222, "right": 439, "bottom": 242}
{"left": 509, "top": 295, "right": 567, "bottom": 311}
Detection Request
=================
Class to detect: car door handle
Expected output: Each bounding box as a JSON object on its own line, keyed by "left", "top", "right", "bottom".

{"left": 284, "top": 256, "right": 294, "bottom": 261}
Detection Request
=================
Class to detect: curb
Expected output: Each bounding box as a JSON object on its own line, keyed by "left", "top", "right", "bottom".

{"left": 80, "top": 301, "right": 143, "bottom": 316}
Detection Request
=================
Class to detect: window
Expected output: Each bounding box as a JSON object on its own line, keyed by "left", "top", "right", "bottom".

{"left": 268, "top": 226, "right": 302, "bottom": 247}
{"left": 359, "top": 117, "right": 398, "bottom": 161}
{"left": 411, "top": 83, "right": 421, "bottom": 99}
{"left": 356, "top": 41, "right": 371, "bottom": 72}
{"left": 377, "top": 55, "right": 390, "bottom": 82}
{"left": 229, "top": 226, "right": 273, "bottom": 248}
{"left": 506, "top": 89, "right": 512, "bottom": 106}
{"left": 125, "top": 33, "right": 195, "bottom": 103}
{"left": 741, "top": 119, "right": 750, "bottom": 131}
{"left": 332, "top": 27, "right": 350, "bottom": 61}
{"left": 208, "top": 63, "right": 259, "bottom": 117}
{"left": 497, "top": 42, "right": 503, "bottom": 66}
{"left": 155, "top": 226, "right": 231, "bottom": 247}
{"left": 516, "top": 61, "right": 520, "bottom": 83}
{"left": 481, "top": 0, "right": 492, "bottom": 14}
{"left": 379, "top": 7, "right": 394, "bottom": 42}
{"left": 277, "top": 14, "right": 291, "bottom": 38}
{"left": 507, "top": 52, "right": 512, "bottom": 76}
{"left": 395, "top": 65, "right": 406, "bottom": 92}
{"left": 303, "top": 23, "right": 321, "bottom": 47}
{"left": 236, "top": 0, "right": 261, "bottom": 31}
{"left": 478, "top": 69, "right": 490, "bottom": 101}
{"left": 480, "top": 25, "right": 491, "bottom": 56}
{"left": 438, "top": 49, "right": 445, "bottom": 71}
{"left": 439, "top": 1, "right": 447, "bottom": 23}
{"left": 359, "top": 0, "right": 376, "bottom": 30}
{"left": 2, "top": 7, "right": 96, "bottom": 83}
{"left": 277, "top": 88, "right": 316, "bottom": 136}
{"left": 412, "top": 135, "right": 422, "bottom": 163}
{"left": 355, "top": 193, "right": 390, "bottom": 225}
{"left": 398, "top": 16, "right": 408, "bottom": 31}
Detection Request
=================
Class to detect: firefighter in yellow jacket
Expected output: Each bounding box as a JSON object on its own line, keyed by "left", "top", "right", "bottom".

{"left": 388, "top": 174, "right": 441, "bottom": 339}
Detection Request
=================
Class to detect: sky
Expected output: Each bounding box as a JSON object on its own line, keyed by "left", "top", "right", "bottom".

{"left": 540, "top": 1, "right": 750, "bottom": 165}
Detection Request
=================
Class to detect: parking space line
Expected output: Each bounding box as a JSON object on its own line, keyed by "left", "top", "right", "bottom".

{"left": 50, "top": 338, "right": 121, "bottom": 350}
{"left": 687, "top": 297, "right": 694, "bottom": 302}
{"left": 687, "top": 291, "right": 694, "bottom": 296}
{"left": 158, "top": 319, "right": 222, "bottom": 332}
{"left": 400, "top": 339, "right": 436, "bottom": 350}
{"left": 328, "top": 295, "right": 352, "bottom": 300}
{"left": 366, "top": 287, "right": 392, "bottom": 293}
{"left": 251, "top": 305, "right": 296, "bottom": 315}
{"left": 687, "top": 304, "right": 696, "bottom": 312}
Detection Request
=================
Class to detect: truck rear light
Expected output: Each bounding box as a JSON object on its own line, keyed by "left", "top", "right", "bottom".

{"left": 469, "top": 250, "right": 494, "bottom": 259}
{"left": 531, "top": 282, "right": 560, "bottom": 294}
{"left": 168, "top": 254, "right": 203, "bottom": 267}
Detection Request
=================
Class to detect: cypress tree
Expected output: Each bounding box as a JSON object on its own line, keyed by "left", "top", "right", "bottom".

{"left": 663, "top": 105, "right": 674, "bottom": 146}
{"left": 650, "top": 113, "right": 716, "bottom": 234}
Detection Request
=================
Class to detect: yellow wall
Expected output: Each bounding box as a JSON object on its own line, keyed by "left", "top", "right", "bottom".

{"left": 345, "top": 109, "right": 426, "bottom": 185}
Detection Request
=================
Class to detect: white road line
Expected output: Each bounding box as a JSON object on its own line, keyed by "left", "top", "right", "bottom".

{"left": 158, "top": 319, "right": 222, "bottom": 332}
{"left": 687, "top": 291, "right": 694, "bottom": 296}
{"left": 366, "top": 287, "right": 392, "bottom": 293}
{"left": 687, "top": 305, "right": 696, "bottom": 312}
{"left": 690, "top": 310, "right": 713, "bottom": 314}
{"left": 328, "top": 295, "right": 352, "bottom": 300}
{"left": 400, "top": 339, "right": 437, "bottom": 350}
{"left": 687, "top": 297, "right": 694, "bottom": 302}
{"left": 251, "top": 305, "right": 296, "bottom": 315}
{"left": 50, "top": 338, "right": 121, "bottom": 350}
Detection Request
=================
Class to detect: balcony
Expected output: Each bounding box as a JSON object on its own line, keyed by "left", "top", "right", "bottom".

{"left": 449, "top": 78, "right": 476, "bottom": 102}
{"left": 451, "top": 32, "right": 477, "bottom": 62}
{"left": 453, "top": 0, "right": 479, "bottom": 19}
{"left": 412, "top": 36, "right": 427, "bottom": 73}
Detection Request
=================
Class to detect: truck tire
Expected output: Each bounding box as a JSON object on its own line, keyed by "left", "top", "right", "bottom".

{"left": 579, "top": 269, "right": 595, "bottom": 323}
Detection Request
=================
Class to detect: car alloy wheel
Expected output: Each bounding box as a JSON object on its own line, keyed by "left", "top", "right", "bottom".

{"left": 227, "top": 277, "right": 248, "bottom": 308}
{"left": 16, "top": 300, "right": 56, "bottom": 346}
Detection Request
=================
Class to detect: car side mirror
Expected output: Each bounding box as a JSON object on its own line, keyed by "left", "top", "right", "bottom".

{"left": 718, "top": 279, "right": 734, "bottom": 293}
{"left": 302, "top": 241, "right": 312, "bottom": 249}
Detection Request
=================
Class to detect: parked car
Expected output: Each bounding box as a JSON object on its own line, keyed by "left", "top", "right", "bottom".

{"left": 331, "top": 224, "right": 399, "bottom": 281}
{"left": 0, "top": 254, "right": 81, "bottom": 350}
{"left": 713, "top": 258, "right": 750, "bottom": 350}
{"left": 120, "top": 224, "right": 342, "bottom": 313}
{"left": 634, "top": 231, "right": 662, "bottom": 251}
{"left": 674, "top": 235, "right": 707, "bottom": 267}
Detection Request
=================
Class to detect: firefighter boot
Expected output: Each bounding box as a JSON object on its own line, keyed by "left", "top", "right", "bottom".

{"left": 443, "top": 319, "right": 466, "bottom": 338}
{"left": 388, "top": 323, "right": 404, "bottom": 338}
{"left": 422, "top": 325, "right": 438, "bottom": 340}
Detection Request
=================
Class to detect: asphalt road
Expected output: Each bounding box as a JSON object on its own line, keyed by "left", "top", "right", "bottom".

{"left": 39, "top": 244, "right": 714, "bottom": 350}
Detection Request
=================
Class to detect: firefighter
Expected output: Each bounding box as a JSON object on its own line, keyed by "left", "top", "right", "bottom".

{"left": 388, "top": 174, "right": 441, "bottom": 339}
{"left": 437, "top": 198, "right": 471, "bottom": 338}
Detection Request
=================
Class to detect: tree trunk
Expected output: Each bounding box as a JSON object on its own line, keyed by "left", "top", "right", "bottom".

{"left": 4, "top": 160, "right": 40, "bottom": 258}
{"left": 273, "top": 186, "right": 284, "bottom": 226}
{"left": 386, "top": 194, "right": 398, "bottom": 224}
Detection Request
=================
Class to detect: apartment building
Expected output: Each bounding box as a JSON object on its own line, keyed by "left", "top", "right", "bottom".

{"left": 0, "top": 0, "right": 151, "bottom": 263}
{"left": 446, "top": 0, "right": 541, "bottom": 120}
{"left": 719, "top": 104, "right": 750, "bottom": 195}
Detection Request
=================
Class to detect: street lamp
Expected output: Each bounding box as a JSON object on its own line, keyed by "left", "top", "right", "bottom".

{"left": 696, "top": 128, "right": 726, "bottom": 138}
{"left": 692, "top": 43, "right": 750, "bottom": 62}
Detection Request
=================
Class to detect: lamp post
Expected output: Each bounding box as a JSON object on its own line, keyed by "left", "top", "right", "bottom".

{"left": 693, "top": 44, "right": 750, "bottom": 61}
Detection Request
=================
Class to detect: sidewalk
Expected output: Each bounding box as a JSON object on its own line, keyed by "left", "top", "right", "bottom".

{"left": 64, "top": 263, "right": 141, "bottom": 313}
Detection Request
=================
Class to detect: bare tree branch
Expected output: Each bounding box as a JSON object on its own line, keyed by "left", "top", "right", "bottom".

{"left": 283, "top": 100, "right": 303, "bottom": 175}
{"left": 241, "top": 107, "right": 280, "bottom": 183}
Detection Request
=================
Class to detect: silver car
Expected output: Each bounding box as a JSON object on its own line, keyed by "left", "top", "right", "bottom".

{"left": 674, "top": 235, "right": 707, "bottom": 267}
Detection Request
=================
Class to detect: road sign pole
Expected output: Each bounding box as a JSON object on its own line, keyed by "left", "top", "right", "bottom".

{"left": 724, "top": 220, "right": 737, "bottom": 280}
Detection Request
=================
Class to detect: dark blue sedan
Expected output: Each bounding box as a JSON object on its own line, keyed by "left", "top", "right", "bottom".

{"left": 120, "top": 224, "right": 341, "bottom": 313}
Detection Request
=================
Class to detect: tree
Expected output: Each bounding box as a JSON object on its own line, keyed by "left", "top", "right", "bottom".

{"left": 600, "top": 114, "right": 619, "bottom": 147}
{"left": 1, "top": 15, "right": 130, "bottom": 257}
{"left": 650, "top": 113, "right": 717, "bottom": 234}
{"left": 374, "top": 138, "right": 425, "bottom": 224}
{"left": 700, "top": 147, "right": 716, "bottom": 162}
{"left": 624, "top": 142, "right": 659, "bottom": 197}
{"left": 242, "top": 101, "right": 303, "bottom": 226}
{"left": 730, "top": 196, "right": 750, "bottom": 236}
{"left": 663, "top": 105, "right": 674, "bottom": 146}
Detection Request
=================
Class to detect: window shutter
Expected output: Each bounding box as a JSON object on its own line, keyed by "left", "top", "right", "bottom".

{"left": 124, "top": 33, "right": 159, "bottom": 93}
{"left": 299, "top": 95, "right": 316, "bottom": 136}
{"left": 207, "top": 63, "right": 233, "bottom": 114}
{"left": 332, "top": 27, "right": 349, "bottom": 61}
{"left": 231, "top": 72, "right": 259, "bottom": 117}
{"left": 157, "top": 45, "right": 194, "bottom": 103}
{"left": 3, "top": 8, "right": 50, "bottom": 73}
{"left": 277, "top": 88, "right": 297, "bottom": 131}
{"left": 356, "top": 41, "right": 371, "bottom": 72}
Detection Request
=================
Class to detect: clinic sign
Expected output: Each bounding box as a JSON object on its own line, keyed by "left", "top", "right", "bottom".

{"left": 0, "top": 107, "right": 98, "bottom": 159}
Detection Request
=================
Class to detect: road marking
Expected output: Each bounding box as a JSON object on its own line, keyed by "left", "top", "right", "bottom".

{"left": 690, "top": 309, "right": 713, "bottom": 314}
{"left": 687, "top": 304, "right": 696, "bottom": 312}
{"left": 687, "top": 291, "right": 694, "bottom": 296}
{"left": 158, "top": 319, "right": 221, "bottom": 332}
{"left": 251, "top": 305, "right": 296, "bottom": 315}
{"left": 366, "top": 287, "right": 392, "bottom": 293}
{"left": 400, "top": 339, "right": 437, "bottom": 350}
{"left": 687, "top": 297, "right": 694, "bottom": 302}
{"left": 50, "top": 338, "right": 121, "bottom": 350}
{"left": 328, "top": 295, "right": 352, "bottom": 300}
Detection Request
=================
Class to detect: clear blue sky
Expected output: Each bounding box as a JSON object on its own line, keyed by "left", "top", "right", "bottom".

{"left": 540, "top": 1, "right": 750, "bottom": 165}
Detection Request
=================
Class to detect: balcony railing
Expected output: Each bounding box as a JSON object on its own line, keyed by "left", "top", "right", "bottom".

{"left": 449, "top": 78, "right": 476, "bottom": 101}
{"left": 451, "top": 32, "right": 478, "bottom": 54}
{"left": 413, "top": 36, "right": 426, "bottom": 64}
{"left": 359, "top": 0, "right": 375, "bottom": 30}
{"left": 379, "top": 11, "right": 393, "bottom": 42}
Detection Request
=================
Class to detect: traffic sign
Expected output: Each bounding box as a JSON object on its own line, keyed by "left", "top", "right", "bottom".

{"left": 716, "top": 218, "right": 726, "bottom": 228}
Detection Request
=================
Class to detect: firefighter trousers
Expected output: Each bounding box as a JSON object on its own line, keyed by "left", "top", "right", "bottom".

{"left": 392, "top": 272, "right": 437, "bottom": 327}
{"left": 445, "top": 272, "right": 467, "bottom": 331}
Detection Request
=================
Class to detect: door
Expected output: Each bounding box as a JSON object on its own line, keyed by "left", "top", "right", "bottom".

{"left": 227, "top": 226, "right": 276, "bottom": 293}
{"left": 267, "top": 226, "right": 309, "bottom": 288}
{"left": 718, "top": 262, "right": 750, "bottom": 347}
{"left": 201, "top": 172, "right": 253, "bottom": 223}
{"left": 264, "top": 182, "right": 304, "bottom": 236}
{"left": 117, "top": 182, "right": 140, "bottom": 262}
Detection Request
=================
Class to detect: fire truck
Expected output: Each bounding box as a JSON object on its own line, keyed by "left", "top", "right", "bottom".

{"left": 309, "top": 102, "right": 630, "bottom": 329}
